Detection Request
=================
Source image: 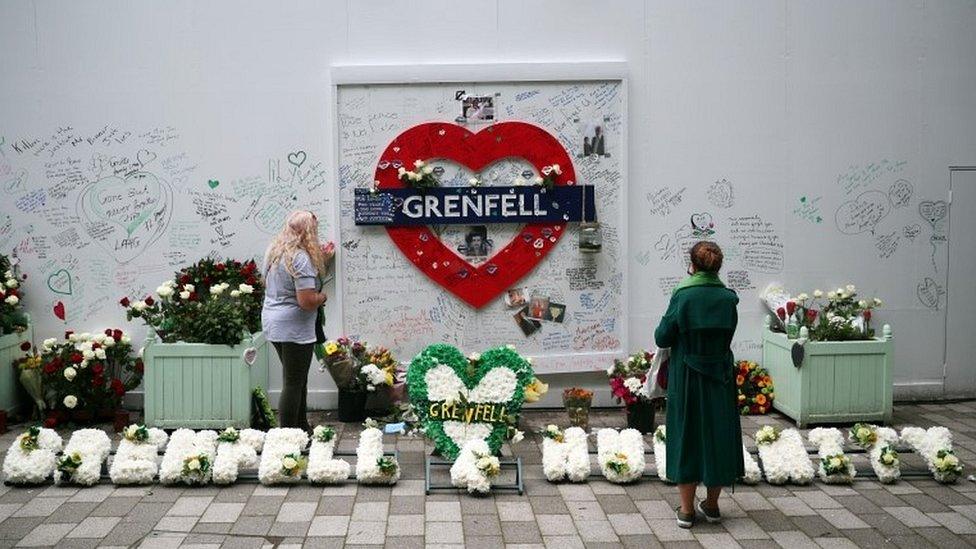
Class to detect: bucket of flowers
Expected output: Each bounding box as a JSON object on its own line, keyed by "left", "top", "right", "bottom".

{"left": 607, "top": 350, "right": 657, "bottom": 433}
{"left": 319, "top": 337, "right": 399, "bottom": 422}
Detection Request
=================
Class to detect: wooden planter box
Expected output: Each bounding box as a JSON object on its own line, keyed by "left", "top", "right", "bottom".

{"left": 0, "top": 319, "right": 31, "bottom": 416}
{"left": 143, "top": 330, "right": 269, "bottom": 429}
{"left": 761, "top": 317, "right": 893, "bottom": 428}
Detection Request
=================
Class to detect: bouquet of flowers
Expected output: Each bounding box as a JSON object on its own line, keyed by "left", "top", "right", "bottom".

{"left": 319, "top": 337, "right": 398, "bottom": 394}
{"left": 777, "top": 285, "right": 882, "bottom": 342}
{"left": 0, "top": 254, "right": 28, "bottom": 336}
{"left": 607, "top": 350, "right": 653, "bottom": 406}
{"left": 736, "top": 360, "right": 774, "bottom": 415}
{"left": 39, "top": 330, "right": 143, "bottom": 421}
{"left": 120, "top": 257, "right": 263, "bottom": 345}
{"left": 14, "top": 347, "right": 46, "bottom": 416}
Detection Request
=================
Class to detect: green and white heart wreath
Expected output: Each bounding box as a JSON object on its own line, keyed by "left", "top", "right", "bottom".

{"left": 407, "top": 344, "right": 535, "bottom": 460}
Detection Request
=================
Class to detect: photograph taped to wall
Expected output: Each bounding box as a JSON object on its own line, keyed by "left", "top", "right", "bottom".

{"left": 460, "top": 95, "right": 495, "bottom": 123}
{"left": 580, "top": 118, "right": 610, "bottom": 158}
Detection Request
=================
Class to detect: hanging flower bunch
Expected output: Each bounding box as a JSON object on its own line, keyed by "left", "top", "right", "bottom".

{"left": 736, "top": 360, "right": 775, "bottom": 415}
{"left": 901, "top": 426, "right": 964, "bottom": 483}
{"left": 307, "top": 425, "right": 350, "bottom": 484}
{"left": 120, "top": 257, "right": 263, "bottom": 345}
{"left": 1, "top": 426, "right": 62, "bottom": 484}
{"left": 109, "top": 424, "right": 169, "bottom": 485}
{"left": 809, "top": 428, "right": 856, "bottom": 484}
{"left": 54, "top": 429, "right": 111, "bottom": 486}
{"left": 607, "top": 350, "right": 653, "bottom": 406}
{"left": 782, "top": 285, "right": 883, "bottom": 341}
{"left": 541, "top": 426, "right": 589, "bottom": 482}
{"left": 596, "top": 428, "right": 645, "bottom": 484}
{"left": 39, "top": 329, "right": 142, "bottom": 420}
{"left": 0, "top": 254, "right": 28, "bottom": 336}
{"left": 398, "top": 160, "right": 440, "bottom": 189}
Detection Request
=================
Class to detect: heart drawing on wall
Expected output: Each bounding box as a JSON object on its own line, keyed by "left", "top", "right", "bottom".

{"left": 373, "top": 122, "right": 576, "bottom": 308}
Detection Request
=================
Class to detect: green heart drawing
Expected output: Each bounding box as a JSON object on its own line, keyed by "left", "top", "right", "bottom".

{"left": 207, "top": 179, "right": 219, "bottom": 189}
{"left": 46, "top": 269, "right": 73, "bottom": 295}
{"left": 407, "top": 344, "right": 534, "bottom": 460}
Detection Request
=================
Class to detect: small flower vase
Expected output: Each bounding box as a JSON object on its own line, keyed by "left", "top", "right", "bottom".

{"left": 625, "top": 400, "right": 655, "bottom": 434}
{"left": 337, "top": 390, "right": 368, "bottom": 423}
{"left": 566, "top": 405, "right": 591, "bottom": 430}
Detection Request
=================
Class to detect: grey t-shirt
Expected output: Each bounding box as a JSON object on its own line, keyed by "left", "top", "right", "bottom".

{"left": 261, "top": 250, "right": 320, "bottom": 344}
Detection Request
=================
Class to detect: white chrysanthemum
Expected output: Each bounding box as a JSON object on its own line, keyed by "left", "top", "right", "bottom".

{"left": 756, "top": 427, "right": 814, "bottom": 485}
{"left": 257, "top": 428, "right": 309, "bottom": 485}
{"left": 542, "top": 427, "right": 589, "bottom": 482}
{"left": 212, "top": 429, "right": 265, "bottom": 485}
{"left": 597, "top": 428, "right": 644, "bottom": 484}
{"left": 652, "top": 425, "right": 668, "bottom": 482}
{"left": 159, "top": 429, "right": 219, "bottom": 486}
{"left": 742, "top": 445, "right": 762, "bottom": 484}
{"left": 809, "top": 428, "right": 856, "bottom": 484}
{"left": 54, "top": 430, "right": 111, "bottom": 486}
{"left": 356, "top": 428, "right": 399, "bottom": 485}
{"left": 109, "top": 428, "right": 168, "bottom": 485}
{"left": 2, "top": 428, "right": 63, "bottom": 485}
{"left": 307, "top": 430, "right": 351, "bottom": 484}
{"left": 901, "top": 426, "right": 963, "bottom": 483}
{"left": 451, "top": 440, "right": 495, "bottom": 494}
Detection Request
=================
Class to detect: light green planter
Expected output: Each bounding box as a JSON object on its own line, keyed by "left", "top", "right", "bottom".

{"left": 143, "top": 330, "right": 269, "bottom": 429}
{"left": 761, "top": 317, "right": 893, "bottom": 428}
{"left": 0, "top": 320, "right": 31, "bottom": 416}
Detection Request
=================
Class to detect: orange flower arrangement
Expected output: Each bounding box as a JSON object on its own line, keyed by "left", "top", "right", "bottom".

{"left": 736, "top": 360, "right": 775, "bottom": 415}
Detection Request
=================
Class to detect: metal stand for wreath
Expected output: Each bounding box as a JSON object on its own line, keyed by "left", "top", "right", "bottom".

{"left": 424, "top": 453, "right": 524, "bottom": 495}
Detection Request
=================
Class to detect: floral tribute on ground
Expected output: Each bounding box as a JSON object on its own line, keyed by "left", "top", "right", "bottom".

{"left": 159, "top": 429, "right": 218, "bottom": 485}
{"left": 1, "top": 427, "right": 62, "bottom": 484}
{"left": 596, "top": 428, "right": 645, "bottom": 484}
{"left": 741, "top": 445, "right": 763, "bottom": 484}
{"left": 307, "top": 425, "right": 351, "bottom": 484}
{"left": 652, "top": 425, "right": 668, "bottom": 482}
{"left": 258, "top": 428, "right": 309, "bottom": 485}
{"left": 110, "top": 424, "right": 168, "bottom": 485}
{"left": 120, "top": 257, "right": 263, "bottom": 345}
{"left": 407, "top": 344, "right": 534, "bottom": 460}
{"left": 849, "top": 423, "right": 901, "bottom": 484}
{"left": 808, "top": 428, "right": 856, "bottom": 484}
{"left": 754, "top": 426, "right": 814, "bottom": 485}
{"left": 540, "top": 425, "right": 590, "bottom": 482}
{"left": 451, "top": 439, "right": 501, "bottom": 494}
{"left": 356, "top": 424, "right": 399, "bottom": 485}
{"left": 212, "top": 427, "right": 265, "bottom": 485}
{"left": 54, "top": 429, "right": 111, "bottom": 486}
{"left": 901, "top": 426, "right": 964, "bottom": 483}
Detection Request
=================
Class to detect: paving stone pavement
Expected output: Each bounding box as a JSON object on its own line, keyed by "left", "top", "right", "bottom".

{"left": 0, "top": 402, "right": 975, "bottom": 548}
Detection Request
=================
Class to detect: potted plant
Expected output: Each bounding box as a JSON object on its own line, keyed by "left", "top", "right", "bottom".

{"left": 607, "top": 350, "right": 657, "bottom": 433}
{"left": 121, "top": 257, "right": 268, "bottom": 428}
{"left": 762, "top": 285, "right": 893, "bottom": 427}
{"left": 0, "top": 255, "right": 31, "bottom": 418}
{"left": 37, "top": 329, "right": 143, "bottom": 427}
{"left": 562, "top": 387, "right": 594, "bottom": 430}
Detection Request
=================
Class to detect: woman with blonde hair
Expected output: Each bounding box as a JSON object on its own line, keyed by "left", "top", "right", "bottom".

{"left": 262, "top": 210, "right": 334, "bottom": 430}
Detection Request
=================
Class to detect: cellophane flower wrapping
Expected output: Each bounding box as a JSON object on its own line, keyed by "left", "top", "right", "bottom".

{"left": 258, "top": 428, "right": 309, "bottom": 485}
{"left": 54, "top": 429, "right": 111, "bottom": 486}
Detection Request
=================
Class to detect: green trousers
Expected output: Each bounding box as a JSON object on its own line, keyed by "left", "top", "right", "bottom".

{"left": 272, "top": 342, "right": 313, "bottom": 430}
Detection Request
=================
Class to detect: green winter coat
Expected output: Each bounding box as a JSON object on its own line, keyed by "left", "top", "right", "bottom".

{"left": 655, "top": 272, "right": 744, "bottom": 486}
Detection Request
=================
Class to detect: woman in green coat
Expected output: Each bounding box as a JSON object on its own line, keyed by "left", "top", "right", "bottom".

{"left": 654, "top": 241, "right": 743, "bottom": 528}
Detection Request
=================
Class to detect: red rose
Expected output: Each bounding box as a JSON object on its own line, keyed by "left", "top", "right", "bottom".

{"left": 786, "top": 301, "right": 796, "bottom": 316}
{"left": 43, "top": 417, "right": 58, "bottom": 428}
{"left": 0, "top": 291, "right": 5, "bottom": 300}
{"left": 19, "top": 341, "right": 31, "bottom": 351}
{"left": 51, "top": 357, "right": 63, "bottom": 368}
{"left": 43, "top": 362, "right": 58, "bottom": 375}
{"left": 70, "top": 352, "right": 83, "bottom": 364}
{"left": 91, "top": 342, "right": 101, "bottom": 350}
{"left": 204, "top": 276, "right": 213, "bottom": 285}
{"left": 863, "top": 309, "right": 872, "bottom": 322}
{"left": 188, "top": 292, "right": 198, "bottom": 301}
{"left": 180, "top": 274, "right": 191, "bottom": 284}
{"left": 92, "top": 375, "right": 103, "bottom": 387}
{"left": 233, "top": 260, "right": 241, "bottom": 267}
{"left": 776, "top": 307, "right": 786, "bottom": 320}
{"left": 113, "top": 329, "right": 123, "bottom": 341}
{"left": 64, "top": 330, "right": 74, "bottom": 339}
{"left": 216, "top": 263, "right": 226, "bottom": 271}
{"left": 119, "top": 297, "right": 130, "bottom": 307}
{"left": 144, "top": 296, "right": 155, "bottom": 306}
{"left": 92, "top": 363, "right": 104, "bottom": 376}
{"left": 111, "top": 378, "right": 125, "bottom": 397}
{"left": 806, "top": 309, "right": 818, "bottom": 322}
{"left": 134, "top": 359, "right": 144, "bottom": 373}
{"left": 245, "top": 276, "right": 257, "bottom": 286}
